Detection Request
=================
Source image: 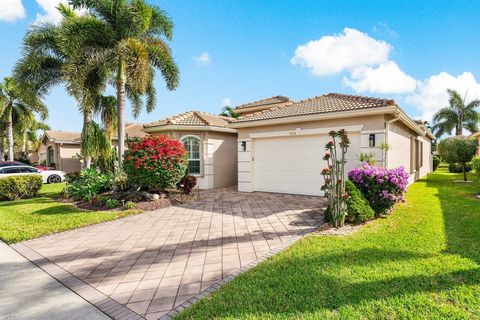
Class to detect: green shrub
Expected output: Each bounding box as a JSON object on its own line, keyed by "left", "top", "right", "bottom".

{"left": 65, "top": 171, "right": 81, "bottom": 183}
{"left": 123, "top": 135, "right": 188, "bottom": 190}
{"left": 112, "top": 171, "right": 130, "bottom": 192}
{"left": 433, "top": 155, "right": 441, "bottom": 171}
{"left": 438, "top": 136, "right": 477, "bottom": 181}
{"left": 65, "top": 168, "right": 112, "bottom": 201}
{"left": 448, "top": 163, "right": 472, "bottom": 173}
{"left": 344, "top": 180, "right": 375, "bottom": 223}
{"left": 105, "top": 198, "right": 120, "bottom": 209}
{"left": 325, "top": 180, "right": 375, "bottom": 224}
{"left": 123, "top": 201, "right": 136, "bottom": 209}
{"left": 470, "top": 157, "right": 480, "bottom": 180}
{"left": 0, "top": 175, "right": 43, "bottom": 200}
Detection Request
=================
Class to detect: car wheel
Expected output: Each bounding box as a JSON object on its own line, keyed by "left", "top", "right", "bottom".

{"left": 47, "top": 174, "right": 61, "bottom": 184}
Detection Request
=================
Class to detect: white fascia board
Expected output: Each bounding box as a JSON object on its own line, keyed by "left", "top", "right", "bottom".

{"left": 228, "top": 107, "right": 397, "bottom": 129}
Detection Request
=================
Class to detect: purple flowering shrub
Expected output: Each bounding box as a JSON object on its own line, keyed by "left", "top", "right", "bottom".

{"left": 348, "top": 163, "right": 409, "bottom": 215}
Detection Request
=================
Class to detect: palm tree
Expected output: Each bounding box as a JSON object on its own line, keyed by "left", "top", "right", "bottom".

{"left": 0, "top": 78, "right": 47, "bottom": 161}
{"left": 67, "top": 0, "right": 180, "bottom": 164}
{"left": 221, "top": 106, "right": 240, "bottom": 118}
{"left": 13, "top": 111, "right": 50, "bottom": 160}
{"left": 432, "top": 89, "right": 480, "bottom": 137}
{"left": 14, "top": 4, "right": 109, "bottom": 168}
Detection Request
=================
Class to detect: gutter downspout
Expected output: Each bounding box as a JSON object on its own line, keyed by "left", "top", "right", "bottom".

{"left": 385, "top": 113, "right": 400, "bottom": 168}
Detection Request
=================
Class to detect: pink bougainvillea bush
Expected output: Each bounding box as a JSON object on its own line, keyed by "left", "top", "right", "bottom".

{"left": 123, "top": 135, "right": 188, "bottom": 190}
{"left": 348, "top": 163, "right": 409, "bottom": 215}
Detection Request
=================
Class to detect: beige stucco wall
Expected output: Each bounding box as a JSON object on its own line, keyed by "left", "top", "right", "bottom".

{"left": 58, "top": 144, "right": 82, "bottom": 173}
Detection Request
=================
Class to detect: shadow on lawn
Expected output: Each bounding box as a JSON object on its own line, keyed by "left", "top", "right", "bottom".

{"left": 427, "top": 167, "right": 480, "bottom": 264}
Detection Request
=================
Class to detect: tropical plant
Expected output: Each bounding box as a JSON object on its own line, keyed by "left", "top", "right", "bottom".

{"left": 123, "top": 135, "right": 188, "bottom": 191}
{"left": 94, "top": 95, "right": 117, "bottom": 142}
{"left": 320, "top": 130, "right": 350, "bottom": 228}
{"left": 67, "top": 0, "right": 180, "bottom": 165}
{"left": 65, "top": 168, "right": 113, "bottom": 201}
{"left": 123, "top": 201, "right": 136, "bottom": 209}
{"left": 221, "top": 106, "right": 239, "bottom": 118}
{"left": 349, "top": 164, "right": 409, "bottom": 215}
{"left": 0, "top": 77, "right": 47, "bottom": 161}
{"left": 432, "top": 89, "right": 480, "bottom": 137}
{"left": 105, "top": 198, "right": 120, "bottom": 209}
{"left": 437, "top": 136, "right": 478, "bottom": 181}
{"left": 379, "top": 142, "right": 391, "bottom": 164}
{"left": 358, "top": 151, "right": 375, "bottom": 165}
{"left": 14, "top": 4, "right": 110, "bottom": 169}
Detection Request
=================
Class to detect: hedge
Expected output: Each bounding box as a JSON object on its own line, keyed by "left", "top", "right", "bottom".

{"left": 0, "top": 175, "right": 43, "bottom": 200}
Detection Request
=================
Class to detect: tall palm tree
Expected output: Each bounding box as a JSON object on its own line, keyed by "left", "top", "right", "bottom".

{"left": 0, "top": 77, "right": 47, "bottom": 161}
{"left": 13, "top": 110, "right": 50, "bottom": 160}
{"left": 67, "top": 0, "right": 180, "bottom": 164}
{"left": 14, "top": 4, "right": 109, "bottom": 168}
{"left": 432, "top": 89, "right": 480, "bottom": 137}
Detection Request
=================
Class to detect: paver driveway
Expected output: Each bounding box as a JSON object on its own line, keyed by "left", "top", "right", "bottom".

{"left": 16, "top": 187, "right": 325, "bottom": 319}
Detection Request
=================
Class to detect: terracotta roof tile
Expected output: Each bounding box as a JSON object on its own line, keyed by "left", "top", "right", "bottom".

{"left": 144, "top": 111, "right": 232, "bottom": 128}
{"left": 235, "top": 95, "right": 292, "bottom": 110}
{"left": 233, "top": 93, "right": 396, "bottom": 123}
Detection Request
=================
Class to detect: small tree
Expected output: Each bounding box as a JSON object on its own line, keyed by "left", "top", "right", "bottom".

{"left": 321, "top": 130, "right": 350, "bottom": 228}
{"left": 437, "top": 136, "right": 478, "bottom": 181}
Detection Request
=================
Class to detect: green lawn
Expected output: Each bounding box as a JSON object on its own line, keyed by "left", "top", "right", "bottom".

{"left": 177, "top": 165, "right": 480, "bottom": 319}
{"left": 0, "top": 183, "right": 140, "bottom": 243}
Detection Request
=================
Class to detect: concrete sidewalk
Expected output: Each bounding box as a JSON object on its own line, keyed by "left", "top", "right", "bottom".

{"left": 0, "top": 241, "right": 109, "bottom": 320}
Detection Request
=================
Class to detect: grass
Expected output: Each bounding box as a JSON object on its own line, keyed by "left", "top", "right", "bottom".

{"left": 0, "top": 183, "right": 141, "bottom": 244}
{"left": 177, "top": 165, "right": 480, "bottom": 319}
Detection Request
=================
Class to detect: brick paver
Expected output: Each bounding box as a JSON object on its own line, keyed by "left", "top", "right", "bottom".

{"left": 20, "top": 187, "right": 325, "bottom": 319}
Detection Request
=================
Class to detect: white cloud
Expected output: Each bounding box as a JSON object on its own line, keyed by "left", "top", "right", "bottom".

{"left": 343, "top": 61, "right": 417, "bottom": 94}
{"left": 35, "top": 0, "right": 80, "bottom": 24}
{"left": 221, "top": 98, "right": 232, "bottom": 107}
{"left": 290, "top": 28, "right": 391, "bottom": 76}
{"left": 194, "top": 52, "right": 211, "bottom": 66}
{"left": 406, "top": 72, "right": 480, "bottom": 121}
{"left": 0, "top": 0, "right": 26, "bottom": 22}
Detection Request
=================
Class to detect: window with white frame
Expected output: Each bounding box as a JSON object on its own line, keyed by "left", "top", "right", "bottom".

{"left": 182, "top": 136, "right": 201, "bottom": 175}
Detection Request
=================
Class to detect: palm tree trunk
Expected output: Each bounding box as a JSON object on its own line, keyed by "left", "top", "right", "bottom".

{"left": 83, "top": 111, "right": 92, "bottom": 169}
{"left": 116, "top": 60, "right": 126, "bottom": 166}
{"left": 6, "top": 102, "right": 14, "bottom": 161}
{"left": 21, "top": 131, "right": 27, "bottom": 160}
{"left": 0, "top": 130, "right": 4, "bottom": 161}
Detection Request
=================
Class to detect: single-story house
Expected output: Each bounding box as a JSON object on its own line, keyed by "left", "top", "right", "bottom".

{"left": 143, "top": 111, "right": 238, "bottom": 189}
{"left": 144, "top": 93, "right": 435, "bottom": 196}
{"left": 472, "top": 132, "right": 480, "bottom": 155}
{"left": 38, "top": 123, "right": 147, "bottom": 173}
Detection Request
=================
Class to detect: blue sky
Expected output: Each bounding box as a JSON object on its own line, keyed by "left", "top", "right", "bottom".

{"left": 1, "top": 0, "right": 480, "bottom": 131}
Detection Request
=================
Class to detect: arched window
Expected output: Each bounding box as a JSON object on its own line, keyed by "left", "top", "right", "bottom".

{"left": 182, "top": 136, "right": 201, "bottom": 175}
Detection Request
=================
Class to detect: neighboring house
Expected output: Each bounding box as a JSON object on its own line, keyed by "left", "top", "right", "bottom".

{"left": 472, "top": 132, "right": 480, "bottom": 156}
{"left": 37, "top": 123, "right": 147, "bottom": 173}
{"left": 143, "top": 111, "right": 238, "bottom": 189}
{"left": 145, "top": 93, "right": 435, "bottom": 196}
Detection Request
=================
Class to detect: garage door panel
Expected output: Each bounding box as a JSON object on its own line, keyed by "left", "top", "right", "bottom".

{"left": 252, "top": 134, "right": 360, "bottom": 196}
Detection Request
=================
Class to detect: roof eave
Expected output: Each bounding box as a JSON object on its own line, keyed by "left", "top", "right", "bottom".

{"left": 228, "top": 106, "right": 398, "bottom": 128}
{"left": 143, "top": 125, "right": 237, "bottom": 134}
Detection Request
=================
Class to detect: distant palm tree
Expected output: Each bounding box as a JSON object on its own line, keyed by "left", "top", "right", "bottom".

{"left": 13, "top": 105, "right": 50, "bottom": 160}
{"left": 14, "top": 4, "right": 109, "bottom": 168}
{"left": 221, "top": 106, "right": 240, "bottom": 118}
{"left": 432, "top": 89, "right": 480, "bottom": 137}
{"left": 0, "top": 77, "right": 47, "bottom": 161}
{"left": 68, "top": 0, "right": 180, "bottom": 164}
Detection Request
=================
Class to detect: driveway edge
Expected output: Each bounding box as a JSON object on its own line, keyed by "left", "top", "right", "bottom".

{"left": 10, "top": 243, "right": 145, "bottom": 320}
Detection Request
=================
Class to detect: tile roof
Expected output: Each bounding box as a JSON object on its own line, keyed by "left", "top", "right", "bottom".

{"left": 144, "top": 111, "right": 232, "bottom": 128}
{"left": 45, "top": 130, "right": 81, "bottom": 142}
{"left": 235, "top": 95, "right": 292, "bottom": 110}
{"left": 233, "top": 93, "right": 396, "bottom": 123}
{"left": 113, "top": 123, "right": 147, "bottom": 139}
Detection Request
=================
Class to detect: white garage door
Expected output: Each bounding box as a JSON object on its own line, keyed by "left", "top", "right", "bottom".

{"left": 252, "top": 133, "right": 360, "bottom": 196}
